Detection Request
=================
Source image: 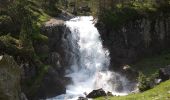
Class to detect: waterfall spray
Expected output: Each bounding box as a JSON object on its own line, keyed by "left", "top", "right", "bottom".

{"left": 48, "top": 16, "right": 133, "bottom": 100}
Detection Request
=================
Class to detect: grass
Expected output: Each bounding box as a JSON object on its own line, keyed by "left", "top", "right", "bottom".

{"left": 131, "top": 53, "right": 170, "bottom": 76}
{"left": 95, "top": 80, "right": 170, "bottom": 100}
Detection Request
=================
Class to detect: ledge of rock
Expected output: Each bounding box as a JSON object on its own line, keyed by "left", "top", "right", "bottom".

{"left": 44, "top": 18, "right": 64, "bottom": 27}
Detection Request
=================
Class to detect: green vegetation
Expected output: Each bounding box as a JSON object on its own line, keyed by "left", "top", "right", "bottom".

{"left": 98, "top": 0, "right": 170, "bottom": 29}
{"left": 131, "top": 53, "right": 170, "bottom": 76}
{"left": 56, "top": 0, "right": 98, "bottom": 16}
{"left": 0, "top": 0, "right": 59, "bottom": 98}
{"left": 137, "top": 72, "right": 158, "bottom": 92}
{"left": 98, "top": 7, "right": 140, "bottom": 29}
{"left": 1, "top": 0, "right": 170, "bottom": 99}
{"left": 96, "top": 80, "right": 170, "bottom": 100}
{"left": 131, "top": 52, "right": 170, "bottom": 92}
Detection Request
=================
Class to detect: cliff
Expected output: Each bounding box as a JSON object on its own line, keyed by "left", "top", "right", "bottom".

{"left": 96, "top": 5, "right": 170, "bottom": 70}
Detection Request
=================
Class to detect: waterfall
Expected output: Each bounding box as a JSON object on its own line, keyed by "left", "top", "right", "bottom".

{"left": 48, "top": 16, "right": 132, "bottom": 100}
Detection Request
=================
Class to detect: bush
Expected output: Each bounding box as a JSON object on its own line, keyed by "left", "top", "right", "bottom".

{"left": 138, "top": 72, "right": 151, "bottom": 92}
{"left": 138, "top": 72, "right": 159, "bottom": 92}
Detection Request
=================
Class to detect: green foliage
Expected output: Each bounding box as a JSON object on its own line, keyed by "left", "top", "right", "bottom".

{"left": 0, "top": 15, "right": 11, "bottom": 24}
{"left": 99, "top": 7, "right": 140, "bottom": 29}
{"left": 137, "top": 72, "right": 159, "bottom": 92}
{"left": 7, "top": 0, "right": 38, "bottom": 25}
{"left": 0, "top": 34, "right": 20, "bottom": 48}
{"left": 98, "top": 0, "right": 170, "bottom": 29}
{"left": 5, "top": 0, "right": 51, "bottom": 49}
{"left": 0, "top": 1, "right": 51, "bottom": 98}
{"left": 138, "top": 72, "right": 151, "bottom": 92}
{"left": 131, "top": 53, "right": 170, "bottom": 76}
{"left": 32, "top": 33, "right": 48, "bottom": 43}
{"left": 39, "top": 0, "right": 61, "bottom": 16}
{"left": 96, "top": 80, "right": 170, "bottom": 100}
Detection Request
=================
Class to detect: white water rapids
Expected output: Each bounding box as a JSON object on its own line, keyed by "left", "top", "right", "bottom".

{"left": 48, "top": 16, "right": 132, "bottom": 100}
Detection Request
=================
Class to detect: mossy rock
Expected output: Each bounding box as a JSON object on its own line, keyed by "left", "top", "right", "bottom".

{"left": 0, "top": 55, "right": 21, "bottom": 100}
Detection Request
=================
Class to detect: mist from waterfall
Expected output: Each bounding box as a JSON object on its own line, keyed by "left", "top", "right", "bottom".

{"left": 48, "top": 16, "right": 133, "bottom": 100}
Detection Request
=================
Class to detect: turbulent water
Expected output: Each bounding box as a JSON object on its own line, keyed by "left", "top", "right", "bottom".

{"left": 48, "top": 16, "right": 132, "bottom": 100}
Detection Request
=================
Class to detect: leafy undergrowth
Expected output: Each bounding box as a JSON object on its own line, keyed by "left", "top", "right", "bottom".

{"left": 95, "top": 80, "right": 170, "bottom": 100}
{"left": 131, "top": 53, "right": 170, "bottom": 76}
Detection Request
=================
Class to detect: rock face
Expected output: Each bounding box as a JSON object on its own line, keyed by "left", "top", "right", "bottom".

{"left": 32, "top": 18, "right": 73, "bottom": 99}
{"left": 97, "top": 14, "right": 170, "bottom": 70}
{"left": 42, "top": 18, "right": 76, "bottom": 71}
{"left": 35, "top": 66, "right": 67, "bottom": 99}
{"left": 86, "top": 88, "right": 107, "bottom": 98}
{"left": 159, "top": 65, "right": 170, "bottom": 81}
{"left": 0, "top": 55, "right": 23, "bottom": 100}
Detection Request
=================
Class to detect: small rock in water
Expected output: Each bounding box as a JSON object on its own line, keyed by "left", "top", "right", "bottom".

{"left": 107, "top": 91, "right": 113, "bottom": 96}
{"left": 78, "top": 97, "right": 88, "bottom": 100}
{"left": 86, "top": 88, "right": 107, "bottom": 98}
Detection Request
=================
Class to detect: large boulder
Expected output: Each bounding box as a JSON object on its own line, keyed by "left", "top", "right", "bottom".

{"left": 159, "top": 65, "right": 170, "bottom": 82}
{"left": 42, "top": 18, "right": 67, "bottom": 68}
{"left": 86, "top": 88, "right": 107, "bottom": 98}
{"left": 42, "top": 18, "right": 79, "bottom": 70}
{"left": 0, "top": 55, "right": 26, "bottom": 100}
{"left": 30, "top": 18, "right": 73, "bottom": 99}
{"left": 34, "top": 66, "right": 71, "bottom": 99}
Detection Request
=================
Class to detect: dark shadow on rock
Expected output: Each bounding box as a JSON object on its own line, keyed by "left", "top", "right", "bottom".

{"left": 86, "top": 88, "right": 107, "bottom": 98}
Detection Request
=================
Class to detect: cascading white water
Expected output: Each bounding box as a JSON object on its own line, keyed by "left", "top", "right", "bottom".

{"left": 48, "top": 16, "right": 132, "bottom": 100}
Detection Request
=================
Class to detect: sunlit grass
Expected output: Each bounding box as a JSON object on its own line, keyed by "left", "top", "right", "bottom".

{"left": 95, "top": 80, "right": 170, "bottom": 100}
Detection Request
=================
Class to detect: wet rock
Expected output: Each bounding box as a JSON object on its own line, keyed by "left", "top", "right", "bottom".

{"left": 159, "top": 65, "right": 170, "bottom": 81}
{"left": 34, "top": 18, "right": 73, "bottom": 99}
{"left": 42, "top": 18, "right": 80, "bottom": 69}
{"left": 86, "top": 88, "right": 107, "bottom": 98}
{"left": 121, "top": 65, "right": 138, "bottom": 82}
{"left": 107, "top": 91, "right": 113, "bottom": 96}
{"left": 78, "top": 97, "right": 88, "bottom": 100}
{"left": 42, "top": 18, "right": 68, "bottom": 68}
